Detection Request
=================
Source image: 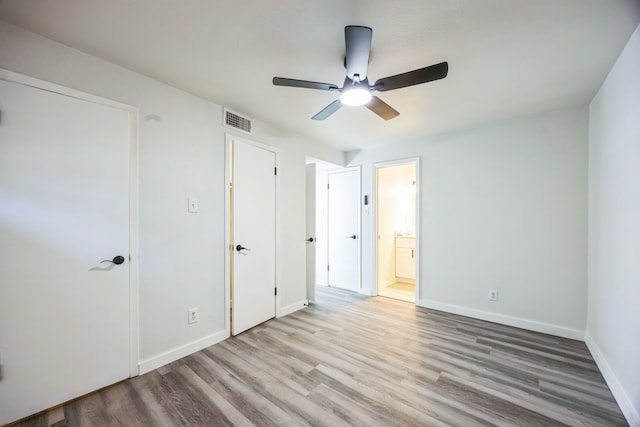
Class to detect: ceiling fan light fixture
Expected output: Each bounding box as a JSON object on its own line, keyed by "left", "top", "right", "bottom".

{"left": 340, "top": 87, "right": 372, "bottom": 106}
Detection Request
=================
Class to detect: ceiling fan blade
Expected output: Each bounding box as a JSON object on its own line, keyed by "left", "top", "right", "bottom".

{"left": 273, "top": 77, "right": 339, "bottom": 91}
{"left": 374, "top": 61, "right": 448, "bottom": 92}
{"left": 366, "top": 96, "right": 400, "bottom": 120}
{"left": 312, "top": 100, "right": 343, "bottom": 120}
{"left": 345, "top": 26, "right": 372, "bottom": 81}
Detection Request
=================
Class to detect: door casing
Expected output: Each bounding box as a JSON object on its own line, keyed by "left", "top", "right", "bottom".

{"left": 224, "top": 134, "right": 280, "bottom": 336}
{"left": 373, "top": 158, "right": 420, "bottom": 302}
{"left": 327, "top": 166, "right": 362, "bottom": 293}
{"left": 0, "top": 68, "right": 140, "bottom": 377}
{"left": 306, "top": 163, "right": 317, "bottom": 302}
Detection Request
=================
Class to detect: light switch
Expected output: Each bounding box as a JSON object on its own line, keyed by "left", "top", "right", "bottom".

{"left": 188, "top": 197, "right": 199, "bottom": 213}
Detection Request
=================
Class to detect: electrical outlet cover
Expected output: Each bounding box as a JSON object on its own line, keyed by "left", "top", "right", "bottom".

{"left": 188, "top": 307, "right": 199, "bottom": 324}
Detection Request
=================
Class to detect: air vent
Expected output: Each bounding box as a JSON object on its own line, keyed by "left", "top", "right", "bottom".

{"left": 224, "top": 108, "right": 252, "bottom": 134}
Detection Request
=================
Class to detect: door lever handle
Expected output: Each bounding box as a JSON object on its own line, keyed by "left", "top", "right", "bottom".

{"left": 306, "top": 237, "right": 315, "bottom": 243}
{"left": 236, "top": 245, "right": 251, "bottom": 252}
{"left": 346, "top": 235, "right": 357, "bottom": 239}
{"left": 101, "top": 255, "right": 125, "bottom": 265}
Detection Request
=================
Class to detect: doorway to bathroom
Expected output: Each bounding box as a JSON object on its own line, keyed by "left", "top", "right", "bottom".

{"left": 375, "top": 160, "right": 418, "bottom": 303}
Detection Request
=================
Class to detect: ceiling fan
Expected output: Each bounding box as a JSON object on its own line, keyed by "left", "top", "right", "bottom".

{"left": 273, "top": 25, "right": 448, "bottom": 121}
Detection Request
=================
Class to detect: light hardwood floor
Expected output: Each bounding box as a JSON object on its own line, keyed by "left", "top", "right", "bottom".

{"left": 11, "top": 287, "right": 627, "bottom": 426}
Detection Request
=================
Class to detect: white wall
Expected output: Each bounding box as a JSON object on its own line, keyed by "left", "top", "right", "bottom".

{"left": 349, "top": 106, "right": 589, "bottom": 338}
{"left": 586, "top": 23, "right": 640, "bottom": 426}
{"left": 0, "top": 20, "right": 343, "bottom": 372}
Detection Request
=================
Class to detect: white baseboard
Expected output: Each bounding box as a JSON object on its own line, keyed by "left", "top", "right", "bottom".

{"left": 279, "top": 299, "right": 309, "bottom": 317}
{"left": 418, "top": 299, "right": 585, "bottom": 341}
{"left": 379, "top": 278, "right": 396, "bottom": 288}
{"left": 138, "top": 330, "right": 228, "bottom": 375}
{"left": 585, "top": 332, "right": 640, "bottom": 427}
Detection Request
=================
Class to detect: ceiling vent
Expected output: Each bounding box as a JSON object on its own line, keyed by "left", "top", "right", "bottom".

{"left": 224, "top": 108, "right": 252, "bottom": 134}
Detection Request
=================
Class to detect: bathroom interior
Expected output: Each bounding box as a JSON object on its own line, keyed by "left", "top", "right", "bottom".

{"left": 376, "top": 162, "right": 417, "bottom": 303}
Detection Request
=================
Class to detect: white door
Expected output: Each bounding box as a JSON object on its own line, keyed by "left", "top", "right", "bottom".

{"left": 231, "top": 139, "right": 276, "bottom": 335}
{"left": 327, "top": 169, "right": 360, "bottom": 292}
{"left": 305, "top": 163, "right": 317, "bottom": 302}
{"left": 0, "top": 79, "right": 131, "bottom": 425}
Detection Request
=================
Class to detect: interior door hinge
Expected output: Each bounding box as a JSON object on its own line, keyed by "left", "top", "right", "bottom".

{"left": 327, "top": 265, "right": 330, "bottom": 271}
{"left": 274, "top": 167, "right": 277, "bottom": 175}
{"left": 327, "top": 183, "right": 329, "bottom": 189}
{"left": 275, "top": 287, "right": 277, "bottom": 296}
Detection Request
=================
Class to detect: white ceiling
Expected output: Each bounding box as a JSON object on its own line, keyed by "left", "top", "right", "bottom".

{"left": 1, "top": 0, "right": 639, "bottom": 151}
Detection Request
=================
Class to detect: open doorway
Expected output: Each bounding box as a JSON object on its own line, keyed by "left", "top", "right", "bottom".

{"left": 376, "top": 161, "right": 418, "bottom": 303}
{"left": 305, "top": 157, "right": 347, "bottom": 302}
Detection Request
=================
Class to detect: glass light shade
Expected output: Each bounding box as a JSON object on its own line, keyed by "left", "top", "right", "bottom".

{"left": 340, "top": 87, "right": 372, "bottom": 106}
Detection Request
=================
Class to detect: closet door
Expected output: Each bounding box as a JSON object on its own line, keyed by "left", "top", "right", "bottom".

{"left": 0, "top": 78, "right": 131, "bottom": 425}
{"left": 231, "top": 138, "right": 277, "bottom": 335}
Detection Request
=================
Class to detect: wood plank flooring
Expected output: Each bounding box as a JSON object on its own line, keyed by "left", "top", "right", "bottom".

{"left": 10, "top": 286, "right": 627, "bottom": 426}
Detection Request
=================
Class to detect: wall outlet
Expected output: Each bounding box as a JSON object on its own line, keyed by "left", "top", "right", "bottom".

{"left": 188, "top": 307, "right": 199, "bottom": 324}
{"left": 489, "top": 289, "right": 499, "bottom": 301}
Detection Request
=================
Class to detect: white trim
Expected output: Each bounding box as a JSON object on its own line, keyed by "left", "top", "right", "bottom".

{"left": 274, "top": 145, "right": 282, "bottom": 318}
{"left": 224, "top": 133, "right": 281, "bottom": 331}
{"left": 418, "top": 299, "right": 585, "bottom": 340}
{"left": 138, "top": 330, "right": 228, "bottom": 375}
{"left": 373, "top": 157, "right": 420, "bottom": 304}
{"left": 378, "top": 278, "right": 397, "bottom": 288}
{"left": 584, "top": 332, "right": 640, "bottom": 427}
{"left": 0, "top": 69, "right": 135, "bottom": 112}
{"left": 1, "top": 68, "right": 141, "bottom": 378}
{"left": 127, "top": 108, "right": 141, "bottom": 377}
{"left": 224, "top": 137, "right": 232, "bottom": 337}
{"left": 279, "top": 299, "right": 309, "bottom": 317}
